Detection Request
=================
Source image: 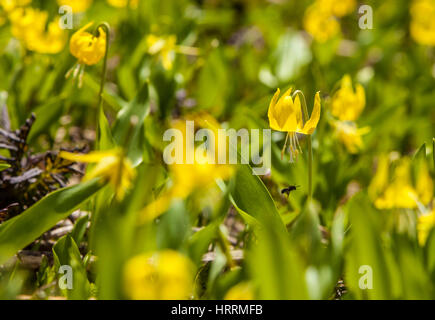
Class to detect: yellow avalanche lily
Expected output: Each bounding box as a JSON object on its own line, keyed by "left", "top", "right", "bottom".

{"left": 417, "top": 207, "right": 435, "bottom": 246}
{"left": 59, "top": 149, "right": 135, "bottom": 201}
{"left": 9, "top": 7, "right": 66, "bottom": 54}
{"left": 123, "top": 250, "right": 194, "bottom": 300}
{"left": 57, "top": 0, "right": 93, "bottom": 13}
{"left": 107, "top": 0, "right": 138, "bottom": 9}
{"left": 333, "top": 120, "right": 370, "bottom": 154}
{"left": 331, "top": 75, "right": 365, "bottom": 121}
{"left": 410, "top": 0, "right": 435, "bottom": 46}
{"left": 0, "top": 0, "right": 31, "bottom": 12}
{"left": 70, "top": 22, "right": 106, "bottom": 66}
{"left": 370, "top": 156, "right": 433, "bottom": 210}
{"left": 268, "top": 88, "right": 321, "bottom": 161}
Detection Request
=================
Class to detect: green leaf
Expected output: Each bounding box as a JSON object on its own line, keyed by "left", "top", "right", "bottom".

{"left": 112, "top": 82, "right": 150, "bottom": 166}
{"left": 344, "top": 192, "right": 393, "bottom": 299}
{"left": 71, "top": 214, "right": 89, "bottom": 246}
{"left": 53, "top": 235, "right": 90, "bottom": 300}
{"left": 0, "top": 178, "right": 103, "bottom": 264}
{"left": 247, "top": 221, "right": 308, "bottom": 299}
{"left": 0, "top": 163, "right": 10, "bottom": 171}
{"left": 98, "top": 106, "right": 115, "bottom": 151}
{"left": 413, "top": 142, "right": 426, "bottom": 161}
{"left": 188, "top": 222, "right": 219, "bottom": 265}
{"left": 231, "top": 164, "right": 286, "bottom": 234}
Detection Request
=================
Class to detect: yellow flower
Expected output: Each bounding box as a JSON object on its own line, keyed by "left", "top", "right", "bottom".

{"left": 70, "top": 22, "right": 106, "bottom": 66}
{"left": 333, "top": 120, "right": 370, "bottom": 154}
{"left": 317, "top": 0, "right": 356, "bottom": 17}
{"left": 268, "top": 88, "right": 321, "bottom": 161}
{"left": 146, "top": 34, "right": 177, "bottom": 70}
{"left": 57, "top": 0, "right": 93, "bottom": 13}
{"left": 370, "top": 156, "right": 433, "bottom": 210}
{"left": 410, "top": 0, "right": 435, "bottom": 46}
{"left": 0, "top": 0, "right": 31, "bottom": 12}
{"left": 8, "top": 7, "right": 66, "bottom": 54}
{"left": 139, "top": 117, "right": 234, "bottom": 223}
{"left": 59, "top": 149, "right": 135, "bottom": 201}
{"left": 331, "top": 75, "right": 365, "bottom": 121}
{"left": 303, "top": 3, "right": 340, "bottom": 43}
{"left": 417, "top": 208, "right": 435, "bottom": 246}
{"left": 123, "top": 250, "right": 194, "bottom": 300}
{"left": 107, "top": 0, "right": 138, "bottom": 9}
{"left": 417, "top": 161, "right": 434, "bottom": 205}
{"left": 224, "top": 282, "right": 255, "bottom": 300}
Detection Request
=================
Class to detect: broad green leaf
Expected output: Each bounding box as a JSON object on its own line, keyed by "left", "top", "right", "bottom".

{"left": 71, "top": 214, "right": 89, "bottom": 246}
{"left": 97, "top": 106, "right": 115, "bottom": 151}
{"left": 0, "top": 163, "right": 10, "bottom": 171}
{"left": 112, "top": 82, "right": 150, "bottom": 166}
{"left": 344, "top": 193, "right": 393, "bottom": 299}
{"left": 247, "top": 221, "right": 308, "bottom": 299}
{"left": 53, "top": 235, "right": 90, "bottom": 300}
{"left": 0, "top": 178, "right": 103, "bottom": 264}
{"left": 231, "top": 164, "right": 286, "bottom": 234}
{"left": 188, "top": 222, "right": 219, "bottom": 265}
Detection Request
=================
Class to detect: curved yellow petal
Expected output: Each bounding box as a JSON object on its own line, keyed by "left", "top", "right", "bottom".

{"left": 283, "top": 94, "right": 301, "bottom": 132}
{"left": 301, "top": 92, "right": 321, "bottom": 135}
{"left": 268, "top": 89, "right": 281, "bottom": 130}
{"left": 59, "top": 150, "right": 116, "bottom": 163}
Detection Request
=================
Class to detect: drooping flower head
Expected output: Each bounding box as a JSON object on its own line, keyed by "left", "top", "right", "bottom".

{"left": 139, "top": 115, "right": 234, "bottom": 223}
{"left": 123, "top": 250, "right": 194, "bottom": 300}
{"left": 331, "top": 75, "right": 365, "bottom": 121}
{"left": 146, "top": 34, "right": 177, "bottom": 70}
{"left": 369, "top": 155, "right": 433, "bottom": 210}
{"left": 332, "top": 120, "right": 370, "bottom": 154}
{"left": 59, "top": 149, "right": 135, "bottom": 201}
{"left": 303, "top": 3, "right": 340, "bottom": 42}
{"left": 268, "top": 88, "right": 321, "bottom": 161}
{"left": 70, "top": 22, "right": 106, "bottom": 66}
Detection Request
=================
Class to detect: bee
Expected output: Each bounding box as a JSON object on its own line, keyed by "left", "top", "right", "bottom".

{"left": 281, "top": 185, "right": 300, "bottom": 197}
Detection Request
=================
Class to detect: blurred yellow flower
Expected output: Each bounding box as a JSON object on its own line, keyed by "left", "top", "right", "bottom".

{"left": 8, "top": 7, "right": 66, "bottom": 54}
{"left": 417, "top": 208, "right": 435, "bottom": 245}
{"left": 70, "top": 22, "right": 106, "bottom": 66}
{"left": 410, "top": 0, "right": 435, "bottom": 46}
{"left": 146, "top": 34, "right": 177, "bottom": 70}
{"left": 140, "top": 117, "right": 234, "bottom": 223}
{"left": 370, "top": 157, "right": 433, "bottom": 210}
{"left": 224, "top": 282, "right": 254, "bottom": 300}
{"left": 107, "top": 0, "right": 138, "bottom": 9}
{"left": 303, "top": 3, "right": 340, "bottom": 42}
{"left": 268, "top": 88, "right": 321, "bottom": 161}
{"left": 417, "top": 161, "right": 434, "bottom": 205}
{"left": 331, "top": 75, "right": 365, "bottom": 121}
{"left": 59, "top": 149, "right": 135, "bottom": 201}
{"left": 123, "top": 250, "right": 194, "bottom": 300}
{"left": 57, "top": 0, "right": 93, "bottom": 13}
{"left": 333, "top": 120, "right": 370, "bottom": 154}
{"left": 317, "top": 0, "right": 356, "bottom": 18}
{"left": 0, "top": 0, "right": 31, "bottom": 12}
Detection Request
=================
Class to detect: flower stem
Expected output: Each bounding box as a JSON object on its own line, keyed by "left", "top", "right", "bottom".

{"left": 94, "top": 22, "right": 110, "bottom": 150}
{"left": 293, "top": 90, "right": 313, "bottom": 200}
